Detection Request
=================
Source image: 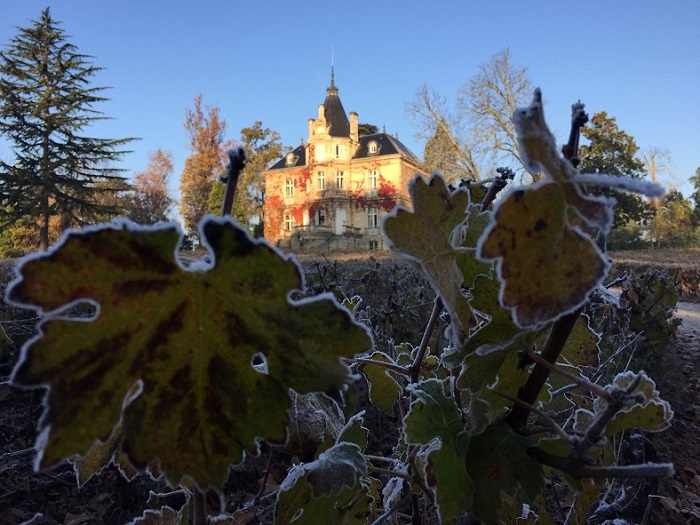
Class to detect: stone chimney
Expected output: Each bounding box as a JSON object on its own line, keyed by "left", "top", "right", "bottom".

{"left": 350, "top": 111, "right": 358, "bottom": 143}
{"left": 308, "top": 118, "right": 314, "bottom": 139}
{"left": 318, "top": 104, "right": 325, "bottom": 120}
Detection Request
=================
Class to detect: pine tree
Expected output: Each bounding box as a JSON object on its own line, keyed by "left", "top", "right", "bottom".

{"left": 423, "top": 117, "right": 466, "bottom": 182}
{"left": 0, "top": 8, "right": 134, "bottom": 250}
{"left": 178, "top": 95, "right": 226, "bottom": 240}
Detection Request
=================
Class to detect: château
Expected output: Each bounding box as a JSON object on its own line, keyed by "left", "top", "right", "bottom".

{"left": 263, "top": 71, "right": 426, "bottom": 252}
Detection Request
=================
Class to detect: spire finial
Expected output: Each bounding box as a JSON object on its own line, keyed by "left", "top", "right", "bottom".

{"left": 330, "top": 46, "right": 335, "bottom": 89}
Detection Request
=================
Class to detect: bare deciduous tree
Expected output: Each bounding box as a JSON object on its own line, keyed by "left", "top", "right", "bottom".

{"left": 407, "top": 49, "right": 533, "bottom": 182}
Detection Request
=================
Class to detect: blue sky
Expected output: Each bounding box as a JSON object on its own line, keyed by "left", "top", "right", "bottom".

{"left": 1, "top": 1, "right": 698, "bottom": 203}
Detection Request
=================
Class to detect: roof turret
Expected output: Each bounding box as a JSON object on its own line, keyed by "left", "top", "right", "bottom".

{"left": 323, "top": 67, "right": 350, "bottom": 137}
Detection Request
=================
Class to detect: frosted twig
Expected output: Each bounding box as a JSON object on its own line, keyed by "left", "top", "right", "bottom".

{"left": 526, "top": 347, "right": 612, "bottom": 401}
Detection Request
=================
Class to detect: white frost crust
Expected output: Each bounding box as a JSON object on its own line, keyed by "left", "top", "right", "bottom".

{"left": 512, "top": 88, "right": 578, "bottom": 181}
{"left": 574, "top": 173, "right": 665, "bottom": 198}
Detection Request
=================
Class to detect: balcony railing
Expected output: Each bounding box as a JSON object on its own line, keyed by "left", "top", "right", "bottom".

{"left": 294, "top": 224, "right": 332, "bottom": 234}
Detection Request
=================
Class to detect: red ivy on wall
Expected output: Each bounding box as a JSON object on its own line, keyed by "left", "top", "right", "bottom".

{"left": 264, "top": 158, "right": 403, "bottom": 243}
{"left": 351, "top": 175, "right": 398, "bottom": 212}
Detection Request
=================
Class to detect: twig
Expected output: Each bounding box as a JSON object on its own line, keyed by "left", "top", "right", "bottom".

{"left": 490, "top": 389, "right": 569, "bottom": 441}
{"left": 527, "top": 447, "right": 674, "bottom": 480}
{"left": 192, "top": 484, "right": 207, "bottom": 525}
{"left": 571, "top": 373, "right": 644, "bottom": 459}
{"left": 409, "top": 296, "right": 443, "bottom": 382}
{"left": 526, "top": 347, "right": 612, "bottom": 401}
{"left": 368, "top": 465, "right": 414, "bottom": 483}
{"left": 350, "top": 357, "right": 410, "bottom": 377}
{"left": 220, "top": 148, "right": 246, "bottom": 217}
{"left": 370, "top": 492, "right": 413, "bottom": 525}
{"left": 254, "top": 447, "right": 275, "bottom": 504}
{"left": 480, "top": 167, "right": 514, "bottom": 210}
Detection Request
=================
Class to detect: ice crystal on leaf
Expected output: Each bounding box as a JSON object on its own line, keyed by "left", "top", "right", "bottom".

{"left": 7, "top": 217, "right": 372, "bottom": 491}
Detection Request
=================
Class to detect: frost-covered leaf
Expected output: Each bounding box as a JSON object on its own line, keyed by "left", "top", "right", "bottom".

{"left": 466, "top": 420, "right": 544, "bottom": 524}
{"left": 404, "top": 378, "right": 473, "bottom": 522}
{"left": 478, "top": 182, "right": 609, "bottom": 327}
{"left": 359, "top": 351, "right": 403, "bottom": 414}
{"left": 127, "top": 506, "right": 183, "bottom": 525}
{"left": 73, "top": 419, "right": 126, "bottom": 485}
{"left": 337, "top": 411, "right": 369, "bottom": 450}
{"left": 274, "top": 442, "right": 367, "bottom": 524}
{"left": 384, "top": 175, "right": 475, "bottom": 340}
{"left": 512, "top": 89, "right": 577, "bottom": 183}
{"left": 8, "top": 217, "right": 371, "bottom": 490}
{"left": 602, "top": 371, "right": 673, "bottom": 435}
{"left": 286, "top": 392, "right": 345, "bottom": 461}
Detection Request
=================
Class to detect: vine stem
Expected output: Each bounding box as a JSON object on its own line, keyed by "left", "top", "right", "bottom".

{"left": 350, "top": 357, "right": 410, "bottom": 376}
{"left": 507, "top": 307, "right": 583, "bottom": 431}
{"left": 368, "top": 465, "right": 414, "bottom": 482}
{"left": 525, "top": 346, "right": 613, "bottom": 401}
{"left": 527, "top": 447, "right": 674, "bottom": 479}
{"left": 409, "top": 296, "right": 443, "bottom": 382}
{"left": 490, "top": 389, "right": 569, "bottom": 441}
{"left": 192, "top": 484, "right": 207, "bottom": 525}
{"left": 220, "top": 148, "right": 246, "bottom": 217}
{"left": 508, "top": 99, "right": 590, "bottom": 434}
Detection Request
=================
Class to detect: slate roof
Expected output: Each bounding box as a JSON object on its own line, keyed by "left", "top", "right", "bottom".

{"left": 354, "top": 133, "right": 422, "bottom": 164}
{"left": 268, "top": 144, "right": 306, "bottom": 171}
{"left": 323, "top": 74, "right": 350, "bottom": 137}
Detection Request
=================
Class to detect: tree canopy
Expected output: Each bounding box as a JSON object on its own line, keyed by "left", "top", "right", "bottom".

{"left": 579, "top": 112, "right": 652, "bottom": 229}
{"left": 408, "top": 49, "right": 532, "bottom": 182}
{"left": 178, "top": 95, "right": 227, "bottom": 241}
{"left": 126, "top": 149, "right": 175, "bottom": 224}
{"left": 0, "top": 8, "right": 135, "bottom": 250}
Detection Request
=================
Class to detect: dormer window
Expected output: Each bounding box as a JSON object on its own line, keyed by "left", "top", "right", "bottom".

{"left": 368, "top": 141, "right": 379, "bottom": 155}
{"left": 285, "top": 152, "right": 297, "bottom": 167}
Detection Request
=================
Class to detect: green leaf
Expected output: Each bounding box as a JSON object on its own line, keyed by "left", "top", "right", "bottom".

{"left": 337, "top": 411, "right": 369, "bottom": 450}
{"left": 359, "top": 351, "right": 404, "bottom": 414}
{"left": 404, "top": 378, "right": 473, "bottom": 522}
{"left": 603, "top": 371, "right": 674, "bottom": 435}
{"left": 8, "top": 217, "right": 371, "bottom": 490}
{"left": 274, "top": 442, "right": 367, "bottom": 524}
{"left": 478, "top": 181, "right": 609, "bottom": 328}
{"left": 384, "top": 175, "right": 475, "bottom": 341}
{"left": 466, "top": 420, "right": 544, "bottom": 524}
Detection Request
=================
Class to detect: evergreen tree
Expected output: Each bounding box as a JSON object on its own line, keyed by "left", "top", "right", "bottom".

{"left": 579, "top": 112, "right": 653, "bottom": 229}
{"left": 423, "top": 118, "right": 465, "bottom": 182}
{"left": 179, "top": 94, "right": 226, "bottom": 241}
{"left": 0, "top": 8, "right": 134, "bottom": 250}
{"left": 358, "top": 123, "right": 378, "bottom": 136}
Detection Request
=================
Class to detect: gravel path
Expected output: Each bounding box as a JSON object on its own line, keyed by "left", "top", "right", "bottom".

{"left": 676, "top": 301, "right": 700, "bottom": 341}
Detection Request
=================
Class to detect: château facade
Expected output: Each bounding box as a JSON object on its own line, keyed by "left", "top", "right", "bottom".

{"left": 263, "top": 73, "right": 426, "bottom": 251}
